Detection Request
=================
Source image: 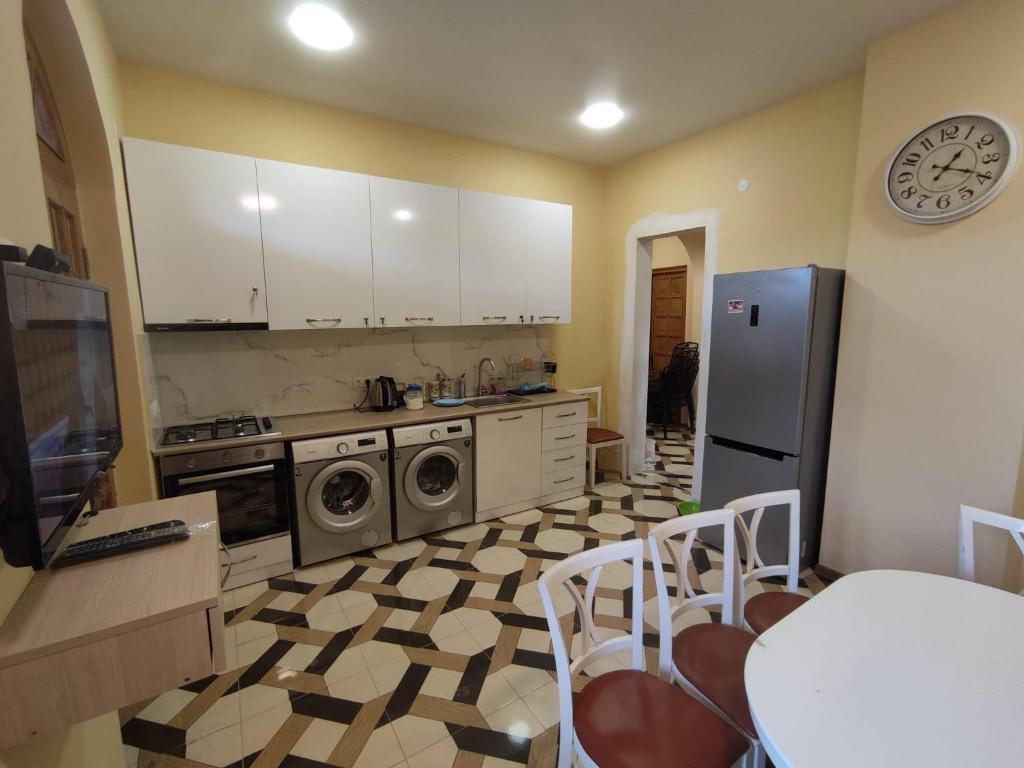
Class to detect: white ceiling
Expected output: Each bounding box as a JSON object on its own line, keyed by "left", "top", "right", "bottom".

{"left": 95, "top": 0, "right": 964, "bottom": 165}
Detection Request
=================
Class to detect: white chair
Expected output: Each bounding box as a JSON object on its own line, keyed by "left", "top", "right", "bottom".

{"left": 649, "top": 509, "right": 765, "bottom": 768}
{"left": 958, "top": 504, "right": 1024, "bottom": 595}
{"left": 538, "top": 538, "right": 748, "bottom": 768}
{"left": 568, "top": 386, "right": 628, "bottom": 488}
{"left": 726, "top": 489, "right": 807, "bottom": 633}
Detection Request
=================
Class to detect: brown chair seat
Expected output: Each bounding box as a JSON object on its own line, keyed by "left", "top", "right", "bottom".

{"left": 672, "top": 623, "right": 758, "bottom": 738}
{"left": 587, "top": 426, "right": 623, "bottom": 444}
{"left": 574, "top": 669, "right": 748, "bottom": 768}
{"left": 744, "top": 591, "right": 809, "bottom": 634}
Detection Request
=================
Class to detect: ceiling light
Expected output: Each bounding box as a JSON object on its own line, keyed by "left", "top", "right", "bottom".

{"left": 288, "top": 3, "right": 354, "bottom": 51}
{"left": 392, "top": 209, "right": 414, "bottom": 221}
{"left": 579, "top": 101, "right": 625, "bottom": 130}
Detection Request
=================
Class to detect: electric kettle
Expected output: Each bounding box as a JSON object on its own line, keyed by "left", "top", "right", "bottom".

{"left": 370, "top": 376, "right": 399, "bottom": 412}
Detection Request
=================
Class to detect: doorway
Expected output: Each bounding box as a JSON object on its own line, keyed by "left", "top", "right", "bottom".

{"left": 648, "top": 264, "right": 687, "bottom": 377}
{"left": 618, "top": 211, "right": 718, "bottom": 498}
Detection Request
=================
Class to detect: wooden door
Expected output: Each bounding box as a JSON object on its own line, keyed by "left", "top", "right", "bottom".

{"left": 257, "top": 159, "right": 374, "bottom": 330}
{"left": 649, "top": 266, "right": 687, "bottom": 375}
{"left": 26, "top": 31, "right": 89, "bottom": 279}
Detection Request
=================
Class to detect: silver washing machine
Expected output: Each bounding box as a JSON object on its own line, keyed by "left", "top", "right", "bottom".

{"left": 291, "top": 430, "right": 393, "bottom": 566}
{"left": 392, "top": 419, "right": 474, "bottom": 540}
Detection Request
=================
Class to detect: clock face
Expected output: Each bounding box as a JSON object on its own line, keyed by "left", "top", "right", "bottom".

{"left": 885, "top": 113, "right": 1018, "bottom": 224}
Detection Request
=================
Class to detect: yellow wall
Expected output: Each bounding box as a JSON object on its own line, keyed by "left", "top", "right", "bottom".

{"left": 602, "top": 76, "right": 864, "bottom": 428}
{"left": 118, "top": 63, "right": 610, "bottom": 395}
{"left": 821, "top": 0, "right": 1024, "bottom": 589}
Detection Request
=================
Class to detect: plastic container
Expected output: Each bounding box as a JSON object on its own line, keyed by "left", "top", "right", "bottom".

{"left": 404, "top": 384, "right": 424, "bottom": 410}
{"left": 677, "top": 500, "right": 701, "bottom": 517}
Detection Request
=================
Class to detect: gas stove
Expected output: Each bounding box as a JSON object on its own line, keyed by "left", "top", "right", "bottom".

{"left": 160, "top": 415, "right": 281, "bottom": 446}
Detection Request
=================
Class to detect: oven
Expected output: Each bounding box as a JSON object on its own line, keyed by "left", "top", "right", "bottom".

{"left": 159, "top": 442, "right": 290, "bottom": 547}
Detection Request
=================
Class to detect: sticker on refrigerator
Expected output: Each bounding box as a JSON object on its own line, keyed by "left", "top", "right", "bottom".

{"left": 727, "top": 299, "right": 745, "bottom": 314}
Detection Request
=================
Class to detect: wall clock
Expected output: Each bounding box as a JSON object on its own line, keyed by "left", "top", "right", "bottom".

{"left": 884, "top": 112, "right": 1019, "bottom": 224}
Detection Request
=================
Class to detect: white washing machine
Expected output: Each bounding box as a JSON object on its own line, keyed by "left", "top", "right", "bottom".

{"left": 392, "top": 419, "right": 474, "bottom": 540}
{"left": 291, "top": 430, "right": 393, "bottom": 566}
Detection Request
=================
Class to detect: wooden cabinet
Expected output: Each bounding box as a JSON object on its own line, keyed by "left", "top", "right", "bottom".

{"left": 122, "top": 138, "right": 268, "bottom": 329}
{"left": 257, "top": 159, "right": 374, "bottom": 330}
{"left": 369, "top": 177, "right": 460, "bottom": 327}
{"left": 526, "top": 201, "right": 572, "bottom": 325}
{"left": 459, "top": 190, "right": 527, "bottom": 325}
{"left": 475, "top": 408, "right": 541, "bottom": 519}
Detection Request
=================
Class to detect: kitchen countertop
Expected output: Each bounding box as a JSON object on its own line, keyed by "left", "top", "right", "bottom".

{"left": 151, "top": 390, "right": 588, "bottom": 457}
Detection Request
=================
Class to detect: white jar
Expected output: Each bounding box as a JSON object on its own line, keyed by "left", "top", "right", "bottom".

{"left": 404, "top": 384, "right": 424, "bottom": 410}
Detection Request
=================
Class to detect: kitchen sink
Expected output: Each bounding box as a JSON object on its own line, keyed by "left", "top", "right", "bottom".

{"left": 464, "top": 394, "right": 530, "bottom": 408}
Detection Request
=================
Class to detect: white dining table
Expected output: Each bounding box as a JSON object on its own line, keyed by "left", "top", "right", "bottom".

{"left": 744, "top": 569, "right": 1024, "bottom": 768}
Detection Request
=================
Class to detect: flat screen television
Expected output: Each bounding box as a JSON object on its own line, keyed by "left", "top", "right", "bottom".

{"left": 0, "top": 261, "right": 122, "bottom": 568}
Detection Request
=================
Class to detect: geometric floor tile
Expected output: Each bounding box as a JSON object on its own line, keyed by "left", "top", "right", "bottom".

{"left": 122, "top": 425, "right": 828, "bottom": 768}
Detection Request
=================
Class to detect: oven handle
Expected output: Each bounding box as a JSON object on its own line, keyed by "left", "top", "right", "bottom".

{"left": 178, "top": 464, "right": 277, "bottom": 487}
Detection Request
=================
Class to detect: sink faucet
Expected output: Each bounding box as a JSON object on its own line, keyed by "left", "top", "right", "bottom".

{"left": 477, "top": 357, "right": 496, "bottom": 396}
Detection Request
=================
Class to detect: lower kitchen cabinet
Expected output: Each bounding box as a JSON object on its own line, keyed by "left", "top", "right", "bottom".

{"left": 474, "top": 402, "right": 586, "bottom": 521}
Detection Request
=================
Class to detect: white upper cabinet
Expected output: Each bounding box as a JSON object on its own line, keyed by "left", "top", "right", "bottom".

{"left": 122, "top": 138, "right": 268, "bottom": 329}
{"left": 459, "top": 190, "right": 528, "bottom": 325}
{"left": 369, "top": 177, "right": 460, "bottom": 327}
{"left": 256, "top": 159, "right": 374, "bottom": 330}
{"left": 525, "top": 201, "right": 572, "bottom": 324}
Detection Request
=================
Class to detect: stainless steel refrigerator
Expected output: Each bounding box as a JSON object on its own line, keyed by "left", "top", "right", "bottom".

{"left": 699, "top": 265, "right": 844, "bottom": 569}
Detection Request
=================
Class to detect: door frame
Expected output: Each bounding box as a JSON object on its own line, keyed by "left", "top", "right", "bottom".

{"left": 617, "top": 210, "right": 719, "bottom": 498}
{"left": 648, "top": 264, "right": 687, "bottom": 377}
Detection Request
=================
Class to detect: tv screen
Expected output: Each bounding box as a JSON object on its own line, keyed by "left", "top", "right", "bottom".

{"left": 0, "top": 262, "right": 122, "bottom": 568}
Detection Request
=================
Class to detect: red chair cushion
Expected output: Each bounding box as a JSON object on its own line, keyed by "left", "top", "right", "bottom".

{"left": 587, "top": 426, "right": 623, "bottom": 444}
{"left": 574, "top": 669, "right": 748, "bottom": 768}
{"left": 672, "top": 623, "right": 758, "bottom": 738}
{"left": 744, "top": 591, "right": 809, "bottom": 634}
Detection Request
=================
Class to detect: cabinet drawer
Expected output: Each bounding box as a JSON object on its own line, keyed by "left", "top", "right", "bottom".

{"left": 542, "top": 423, "right": 585, "bottom": 451}
{"left": 542, "top": 465, "right": 585, "bottom": 495}
{"left": 542, "top": 444, "right": 586, "bottom": 473}
{"left": 224, "top": 534, "right": 291, "bottom": 576}
{"left": 543, "top": 401, "right": 588, "bottom": 428}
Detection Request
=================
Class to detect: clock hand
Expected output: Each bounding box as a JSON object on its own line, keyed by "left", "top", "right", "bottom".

{"left": 931, "top": 164, "right": 974, "bottom": 174}
{"left": 932, "top": 147, "right": 967, "bottom": 181}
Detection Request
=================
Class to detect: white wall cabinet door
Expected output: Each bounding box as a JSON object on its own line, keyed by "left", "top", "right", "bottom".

{"left": 122, "top": 138, "right": 268, "bottom": 329}
{"left": 459, "top": 190, "right": 528, "bottom": 325}
{"left": 369, "top": 177, "right": 460, "bottom": 327}
{"left": 475, "top": 408, "right": 542, "bottom": 516}
{"left": 525, "top": 201, "right": 572, "bottom": 325}
{"left": 257, "top": 159, "right": 374, "bottom": 330}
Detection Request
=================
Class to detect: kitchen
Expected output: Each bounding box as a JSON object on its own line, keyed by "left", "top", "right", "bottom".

{"left": 1, "top": 2, "right": 1023, "bottom": 768}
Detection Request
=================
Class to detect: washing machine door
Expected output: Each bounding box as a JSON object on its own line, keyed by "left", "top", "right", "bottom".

{"left": 404, "top": 445, "right": 465, "bottom": 511}
{"left": 306, "top": 459, "right": 383, "bottom": 533}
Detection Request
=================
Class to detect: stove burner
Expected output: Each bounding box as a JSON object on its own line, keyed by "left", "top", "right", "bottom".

{"left": 161, "top": 415, "right": 278, "bottom": 446}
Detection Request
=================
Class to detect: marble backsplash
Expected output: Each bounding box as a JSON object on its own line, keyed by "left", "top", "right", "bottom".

{"left": 146, "top": 325, "right": 551, "bottom": 427}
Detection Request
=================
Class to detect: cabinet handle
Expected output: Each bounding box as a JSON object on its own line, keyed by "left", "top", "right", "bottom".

{"left": 555, "top": 433, "right": 576, "bottom": 441}
{"left": 519, "top": 315, "right": 525, "bottom": 323}
{"left": 405, "top": 316, "right": 435, "bottom": 323}
{"left": 538, "top": 315, "right": 560, "bottom": 321}
{"left": 380, "top": 317, "right": 386, "bottom": 326}
{"left": 364, "top": 317, "right": 369, "bottom": 327}
{"left": 482, "top": 315, "right": 507, "bottom": 321}
{"left": 555, "top": 411, "right": 576, "bottom": 418}
{"left": 187, "top": 318, "right": 232, "bottom": 324}
{"left": 553, "top": 455, "right": 574, "bottom": 463}
{"left": 306, "top": 318, "right": 342, "bottom": 324}
{"left": 553, "top": 476, "right": 574, "bottom": 484}
{"left": 498, "top": 415, "right": 523, "bottom": 422}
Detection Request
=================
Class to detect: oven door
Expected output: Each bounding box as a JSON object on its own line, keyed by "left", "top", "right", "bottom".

{"left": 169, "top": 461, "right": 290, "bottom": 546}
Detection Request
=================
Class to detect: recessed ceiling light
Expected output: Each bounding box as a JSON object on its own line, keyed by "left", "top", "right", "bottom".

{"left": 579, "top": 101, "right": 625, "bottom": 130}
{"left": 392, "top": 209, "right": 414, "bottom": 221}
{"left": 288, "top": 3, "right": 354, "bottom": 51}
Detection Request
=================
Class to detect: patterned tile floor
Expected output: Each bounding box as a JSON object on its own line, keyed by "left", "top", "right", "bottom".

{"left": 121, "top": 428, "right": 826, "bottom": 768}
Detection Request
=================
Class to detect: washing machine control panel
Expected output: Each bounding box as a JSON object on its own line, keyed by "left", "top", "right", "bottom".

{"left": 292, "top": 430, "right": 388, "bottom": 462}
{"left": 393, "top": 418, "right": 473, "bottom": 447}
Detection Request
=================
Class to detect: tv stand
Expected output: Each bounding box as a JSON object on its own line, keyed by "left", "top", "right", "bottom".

{"left": 0, "top": 492, "right": 224, "bottom": 749}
